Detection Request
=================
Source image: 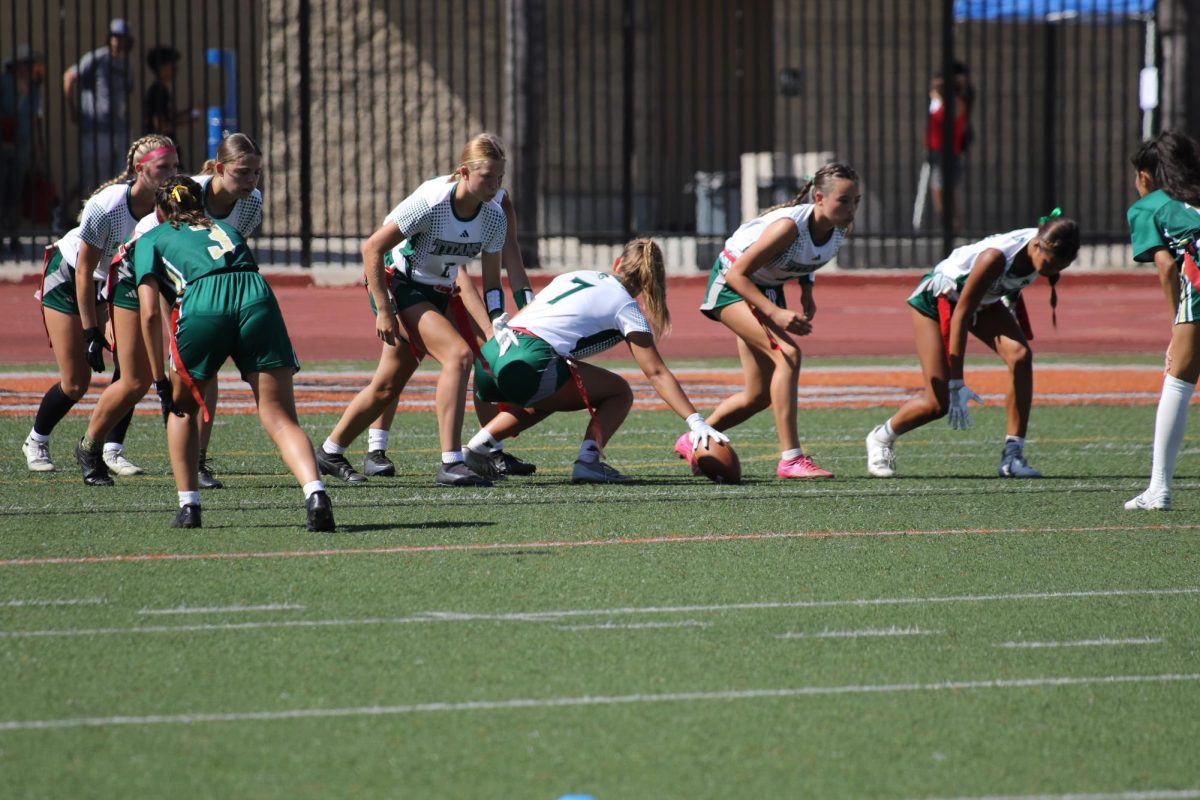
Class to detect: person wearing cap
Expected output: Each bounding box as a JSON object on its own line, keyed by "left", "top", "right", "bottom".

{"left": 63, "top": 18, "right": 135, "bottom": 197}
{"left": 144, "top": 45, "right": 200, "bottom": 139}
{"left": 1, "top": 43, "right": 45, "bottom": 251}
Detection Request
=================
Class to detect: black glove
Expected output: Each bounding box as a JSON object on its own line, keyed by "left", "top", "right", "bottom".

{"left": 155, "top": 378, "right": 184, "bottom": 425}
{"left": 83, "top": 327, "right": 110, "bottom": 373}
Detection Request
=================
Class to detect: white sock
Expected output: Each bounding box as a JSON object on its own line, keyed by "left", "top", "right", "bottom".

{"left": 178, "top": 491, "right": 201, "bottom": 508}
{"left": 322, "top": 438, "right": 347, "bottom": 455}
{"left": 367, "top": 428, "right": 389, "bottom": 452}
{"left": 874, "top": 421, "right": 898, "bottom": 444}
{"left": 1149, "top": 375, "right": 1195, "bottom": 493}
{"left": 442, "top": 450, "right": 464, "bottom": 465}
{"left": 302, "top": 480, "right": 325, "bottom": 499}
{"left": 27, "top": 429, "right": 49, "bottom": 444}
{"left": 578, "top": 439, "right": 601, "bottom": 463}
{"left": 467, "top": 429, "right": 500, "bottom": 454}
{"left": 103, "top": 442, "right": 123, "bottom": 456}
{"left": 781, "top": 448, "right": 803, "bottom": 460}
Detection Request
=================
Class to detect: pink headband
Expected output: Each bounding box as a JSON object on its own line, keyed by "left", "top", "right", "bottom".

{"left": 136, "top": 145, "right": 176, "bottom": 166}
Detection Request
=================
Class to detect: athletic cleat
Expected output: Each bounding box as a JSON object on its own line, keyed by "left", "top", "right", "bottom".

{"left": 777, "top": 454, "right": 834, "bottom": 479}
{"left": 305, "top": 490, "right": 337, "bottom": 532}
{"left": 436, "top": 461, "right": 493, "bottom": 487}
{"left": 198, "top": 455, "right": 224, "bottom": 489}
{"left": 571, "top": 459, "right": 633, "bottom": 484}
{"left": 170, "top": 504, "right": 202, "bottom": 529}
{"left": 102, "top": 449, "right": 144, "bottom": 476}
{"left": 998, "top": 452, "right": 1042, "bottom": 478}
{"left": 362, "top": 449, "right": 396, "bottom": 477}
{"left": 462, "top": 448, "right": 506, "bottom": 480}
{"left": 865, "top": 427, "right": 896, "bottom": 478}
{"left": 493, "top": 450, "right": 536, "bottom": 476}
{"left": 75, "top": 439, "right": 114, "bottom": 486}
{"left": 1124, "top": 489, "right": 1171, "bottom": 511}
{"left": 673, "top": 432, "right": 702, "bottom": 476}
{"left": 316, "top": 448, "right": 368, "bottom": 484}
{"left": 22, "top": 437, "right": 55, "bottom": 472}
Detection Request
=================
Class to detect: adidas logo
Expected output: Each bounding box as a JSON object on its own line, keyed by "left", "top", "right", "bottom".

{"left": 460, "top": 230, "right": 470, "bottom": 238}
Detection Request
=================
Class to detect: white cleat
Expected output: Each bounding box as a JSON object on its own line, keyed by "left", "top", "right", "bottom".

{"left": 1124, "top": 489, "right": 1171, "bottom": 511}
{"left": 22, "top": 437, "right": 55, "bottom": 472}
{"left": 865, "top": 426, "right": 896, "bottom": 478}
{"left": 103, "top": 450, "right": 145, "bottom": 476}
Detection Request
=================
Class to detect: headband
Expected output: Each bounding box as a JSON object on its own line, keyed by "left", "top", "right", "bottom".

{"left": 1038, "top": 207, "right": 1062, "bottom": 225}
{"left": 136, "top": 145, "right": 176, "bottom": 166}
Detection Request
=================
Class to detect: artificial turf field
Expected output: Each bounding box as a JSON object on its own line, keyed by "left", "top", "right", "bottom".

{"left": 1, "top": 361, "right": 1198, "bottom": 799}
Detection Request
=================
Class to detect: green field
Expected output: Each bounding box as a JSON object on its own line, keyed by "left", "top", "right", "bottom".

{"left": 2, "top": 396, "right": 1198, "bottom": 799}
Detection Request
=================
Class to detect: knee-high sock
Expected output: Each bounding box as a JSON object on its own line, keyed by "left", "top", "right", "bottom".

{"left": 1149, "top": 375, "right": 1195, "bottom": 493}
{"left": 33, "top": 383, "right": 76, "bottom": 438}
{"left": 105, "top": 408, "right": 135, "bottom": 446}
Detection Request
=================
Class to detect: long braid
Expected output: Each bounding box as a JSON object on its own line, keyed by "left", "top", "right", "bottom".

{"left": 1036, "top": 214, "right": 1080, "bottom": 330}
{"left": 80, "top": 135, "right": 177, "bottom": 221}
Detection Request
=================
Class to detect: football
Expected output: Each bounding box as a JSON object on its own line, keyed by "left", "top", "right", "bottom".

{"left": 694, "top": 439, "right": 741, "bottom": 485}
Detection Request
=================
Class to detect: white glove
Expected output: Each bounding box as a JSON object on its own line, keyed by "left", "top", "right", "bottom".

{"left": 686, "top": 412, "right": 729, "bottom": 450}
{"left": 492, "top": 313, "right": 519, "bottom": 356}
{"left": 947, "top": 378, "right": 984, "bottom": 430}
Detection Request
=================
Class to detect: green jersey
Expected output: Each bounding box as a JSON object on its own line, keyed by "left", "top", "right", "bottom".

{"left": 1127, "top": 189, "right": 1200, "bottom": 263}
{"left": 132, "top": 220, "right": 258, "bottom": 305}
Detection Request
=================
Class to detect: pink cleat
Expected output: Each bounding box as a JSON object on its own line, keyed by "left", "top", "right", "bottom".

{"left": 674, "top": 432, "right": 702, "bottom": 475}
{"left": 777, "top": 454, "right": 834, "bottom": 479}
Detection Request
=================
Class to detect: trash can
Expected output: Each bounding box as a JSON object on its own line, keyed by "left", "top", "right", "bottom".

{"left": 691, "top": 171, "right": 740, "bottom": 236}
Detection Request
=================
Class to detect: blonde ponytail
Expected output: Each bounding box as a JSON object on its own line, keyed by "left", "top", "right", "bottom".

{"left": 617, "top": 238, "right": 670, "bottom": 338}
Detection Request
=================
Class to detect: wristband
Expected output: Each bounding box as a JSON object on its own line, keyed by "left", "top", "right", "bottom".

{"left": 514, "top": 287, "right": 535, "bottom": 309}
{"left": 485, "top": 288, "right": 505, "bottom": 320}
{"left": 685, "top": 412, "right": 704, "bottom": 431}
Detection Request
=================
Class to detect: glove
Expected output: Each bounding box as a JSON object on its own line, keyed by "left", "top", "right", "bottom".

{"left": 155, "top": 378, "right": 184, "bottom": 425}
{"left": 686, "top": 412, "right": 729, "bottom": 450}
{"left": 947, "top": 378, "right": 984, "bottom": 430}
{"left": 492, "top": 312, "right": 520, "bottom": 356}
{"left": 83, "top": 327, "right": 110, "bottom": 373}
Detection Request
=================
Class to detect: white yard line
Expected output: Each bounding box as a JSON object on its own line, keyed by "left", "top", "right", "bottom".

{"left": 920, "top": 789, "right": 1200, "bottom": 800}
{"left": 994, "top": 638, "right": 1164, "bottom": 649}
{"left": 778, "top": 626, "right": 942, "bottom": 639}
{"left": 137, "top": 603, "right": 305, "bottom": 616}
{"left": 552, "top": 620, "right": 711, "bottom": 631}
{"left": 1, "top": 597, "right": 105, "bottom": 607}
{"left": 2, "top": 587, "right": 1195, "bottom": 639}
{"left": 1, "top": 672, "right": 1195, "bottom": 732}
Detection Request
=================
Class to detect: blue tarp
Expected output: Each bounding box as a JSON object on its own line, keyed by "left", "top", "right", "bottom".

{"left": 954, "top": 0, "right": 1154, "bottom": 20}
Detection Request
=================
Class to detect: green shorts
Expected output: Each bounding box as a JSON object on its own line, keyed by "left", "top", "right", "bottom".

{"left": 473, "top": 333, "right": 569, "bottom": 406}
{"left": 110, "top": 271, "right": 140, "bottom": 311}
{"left": 699, "top": 257, "right": 787, "bottom": 320}
{"left": 907, "top": 269, "right": 948, "bottom": 320}
{"left": 39, "top": 249, "right": 102, "bottom": 316}
{"left": 171, "top": 271, "right": 299, "bottom": 381}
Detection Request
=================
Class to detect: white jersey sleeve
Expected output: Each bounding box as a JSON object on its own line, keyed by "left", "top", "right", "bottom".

{"left": 918, "top": 228, "right": 1040, "bottom": 307}
{"left": 53, "top": 184, "right": 138, "bottom": 283}
{"left": 193, "top": 175, "right": 263, "bottom": 238}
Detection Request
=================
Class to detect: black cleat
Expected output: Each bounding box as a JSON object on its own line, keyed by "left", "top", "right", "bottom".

{"left": 494, "top": 450, "right": 536, "bottom": 476}
{"left": 198, "top": 450, "right": 224, "bottom": 489}
{"left": 305, "top": 490, "right": 336, "bottom": 532}
{"left": 171, "top": 504, "right": 202, "bottom": 529}
{"left": 436, "top": 461, "right": 493, "bottom": 487}
{"left": 74, "top": 439, "right": 114, "bottom": 486}
{"left": 362, "top": 449, "right": 396, "bottom": 477}
{"left": 316, "top": 448, "right": 368, "bottom": 484}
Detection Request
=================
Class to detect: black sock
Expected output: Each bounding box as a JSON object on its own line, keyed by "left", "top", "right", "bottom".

{"left": 105, "top": 408, "right": 134, "bottom": 446}
{"left": 33, "top": 383, "right": 76, "bottom": 437}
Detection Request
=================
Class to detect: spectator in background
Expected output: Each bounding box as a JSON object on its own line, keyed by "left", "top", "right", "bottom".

{"left": 144, "top": 46, "right": 201, "bottom": 141}
{"left": 925, "top": 60, "right": 975, "bottom": 235}
{"left": 63, "top": 18, "right": 135, "bottom": 201}
{"left": 0, "top": 43, "right": 45, "bottom": 252}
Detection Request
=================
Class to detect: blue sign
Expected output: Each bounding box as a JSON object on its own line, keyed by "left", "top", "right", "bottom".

{"left": 954, "top": 0, "right": 1155, "bottom": 20}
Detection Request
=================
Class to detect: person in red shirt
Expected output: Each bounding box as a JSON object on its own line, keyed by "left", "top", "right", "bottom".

{"left": 925, "top": 62, "right": 975, "bottom": 234}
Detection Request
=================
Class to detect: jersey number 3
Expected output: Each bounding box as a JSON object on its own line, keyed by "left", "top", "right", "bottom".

{"left": 193, "top": 225, "right": 237, "bottom": 260}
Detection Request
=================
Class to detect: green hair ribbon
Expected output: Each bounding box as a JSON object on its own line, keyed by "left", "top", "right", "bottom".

{"left": 1038, "top": 207, "right": 1062, "bottom": 225}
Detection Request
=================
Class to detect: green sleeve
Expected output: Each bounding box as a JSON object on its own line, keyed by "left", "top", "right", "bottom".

{"left": 1127, "top": 202, "right": 1166, "bottom": 263}
{"left": 131, "top": 235, "right": 159, "bottom": 285}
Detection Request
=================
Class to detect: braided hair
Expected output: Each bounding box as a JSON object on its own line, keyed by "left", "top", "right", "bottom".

{"left": 81, "top": 134, "right": 176, "bottom": 220}
{"left": 1036, "top": 213, "right": 1081, "bottom": 329}
{"left": 155, "top": 176, "right": 211, "bottom": 229}
{"left": 762, "top": 162, "right": 860, "bottom": 216}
